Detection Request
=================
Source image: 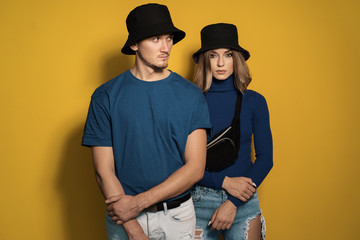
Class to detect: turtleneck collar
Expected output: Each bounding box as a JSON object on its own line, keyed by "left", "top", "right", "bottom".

{"left": 208, "top": 75, "right": 236, "bottom": 92}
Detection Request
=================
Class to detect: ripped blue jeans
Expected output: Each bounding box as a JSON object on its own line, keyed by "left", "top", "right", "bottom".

{"left": 192, "top": 186, "right": 266, "bottom": 240}
{"left": 105, "top": 198, "right": 195, "bottom": 240}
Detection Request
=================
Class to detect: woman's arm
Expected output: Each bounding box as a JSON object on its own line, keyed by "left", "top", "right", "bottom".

{"left": 246, "top": 93, "right": 273, "bottom": 186}
{"left": 226, "top": 93, "right": 273, "bottom": 206}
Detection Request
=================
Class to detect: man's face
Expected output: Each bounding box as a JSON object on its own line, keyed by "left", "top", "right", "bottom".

{"left": 131, "top": 34, "right": 174, "bottom": 71}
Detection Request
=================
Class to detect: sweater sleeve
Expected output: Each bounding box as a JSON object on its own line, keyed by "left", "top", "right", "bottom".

{"left": 246, "top": 93, "right": 273, "bottom": 187}
{"left": 228, "top": 93, "right": 273, "bottom": 207}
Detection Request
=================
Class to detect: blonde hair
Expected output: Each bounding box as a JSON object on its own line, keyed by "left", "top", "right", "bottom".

{"left": 193, "top": 50, "right": 252, "bottom": 93}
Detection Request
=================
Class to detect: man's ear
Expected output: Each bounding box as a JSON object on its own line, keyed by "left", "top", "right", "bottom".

{"left": 130, "top": 44, "right": 138, "bottom": 52}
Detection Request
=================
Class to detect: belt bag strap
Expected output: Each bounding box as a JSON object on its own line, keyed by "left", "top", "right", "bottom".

{"left": 230, "top": 92, "right": 243, "bottom": 152}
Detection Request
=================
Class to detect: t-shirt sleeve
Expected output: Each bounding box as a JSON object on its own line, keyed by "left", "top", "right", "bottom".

{"left": 189, "top": 90, "right": 212, "bottom": 134}
{"left": 82, "top": 89, "right": 112, "bottom": 147}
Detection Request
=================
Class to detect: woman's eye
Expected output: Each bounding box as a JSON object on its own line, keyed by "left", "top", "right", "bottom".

{"left": 210, "top": 54, "right": 216, "bottom": 58}
{"left": 152, "top": 37, "right": 159, "bottom": 42}
{"left": 225, "top": 53, "right": 233, "bottom": 57}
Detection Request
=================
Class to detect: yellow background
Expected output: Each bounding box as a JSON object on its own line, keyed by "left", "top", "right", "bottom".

{"left": 1, "top": 0, "right": 359, "bottom": 239}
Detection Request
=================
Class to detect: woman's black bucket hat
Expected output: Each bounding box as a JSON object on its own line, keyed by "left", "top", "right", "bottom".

{"left": 193, "top": 23, "right": 250, "bottom": 63}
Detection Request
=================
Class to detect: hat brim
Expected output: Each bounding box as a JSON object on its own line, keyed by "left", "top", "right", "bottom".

{"left": 121, "top": 23, "right": 185, "bottom": 55}
{"left": 192, "top": 45, "right": 250, "bottom": 63}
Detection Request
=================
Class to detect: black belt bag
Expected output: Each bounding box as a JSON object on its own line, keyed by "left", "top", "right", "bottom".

{"left": 206, "top": 93, "right": 242, "bottom": 172}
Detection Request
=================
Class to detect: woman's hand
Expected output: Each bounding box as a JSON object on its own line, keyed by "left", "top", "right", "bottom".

{"left": 209, "top": 200, "right": 237, "bottom": 230}
{"left": 222, "top": 176, "right": 256, "bottom": 202}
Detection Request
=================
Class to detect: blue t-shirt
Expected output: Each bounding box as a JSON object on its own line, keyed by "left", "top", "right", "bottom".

{"left": 198, "top": 75, "right": 273, "bottom": 207}
{"left": 82, "top": 70, "right": 211, "bottom": 200}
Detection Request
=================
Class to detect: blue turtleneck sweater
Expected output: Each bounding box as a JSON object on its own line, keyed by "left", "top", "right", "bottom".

{"left": 198, "top": 75, "right": 273, "bottom": 207}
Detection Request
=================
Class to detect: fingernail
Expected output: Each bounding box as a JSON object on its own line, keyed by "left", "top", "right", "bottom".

{"left": 253, "top": 183, "right": 257, "bottom": 188}
{"left": 208, "top": 221, "right": 211, "bottom": 226}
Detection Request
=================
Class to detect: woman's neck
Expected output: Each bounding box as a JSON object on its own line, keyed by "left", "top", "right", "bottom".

{"left": 209, "top": 75, "right": 235, "bottom": 92}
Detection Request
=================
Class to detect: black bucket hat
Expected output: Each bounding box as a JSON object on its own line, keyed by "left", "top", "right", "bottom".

{"left": 121, "top": 3, "right": 186, "bottom": 55}
{"left": 193, "top": 23, "right": 250, "bottom": 63}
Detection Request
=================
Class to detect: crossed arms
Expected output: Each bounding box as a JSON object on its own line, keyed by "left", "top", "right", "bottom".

{"left": 92, "top": 128, "right": 207, "bottom": 239}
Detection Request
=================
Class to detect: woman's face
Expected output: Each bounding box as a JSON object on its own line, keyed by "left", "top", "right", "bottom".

{"left": 209, "top": 48, "right": 234, "bottom": 80}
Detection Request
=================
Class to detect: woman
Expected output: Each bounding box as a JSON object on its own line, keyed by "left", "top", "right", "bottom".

{"left": 192, "top": 23, "right": 273, "bottom": 240}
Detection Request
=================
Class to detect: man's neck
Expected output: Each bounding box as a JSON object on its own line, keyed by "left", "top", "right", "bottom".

{"left": 130, "top": 64, "right": 171, "bottom": 82}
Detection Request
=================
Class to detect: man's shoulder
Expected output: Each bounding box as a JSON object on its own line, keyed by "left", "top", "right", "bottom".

{"left": 171, "top": 71, "right": 191, "bottom": 84}
{"left": 170, "top": 71, "right": 202, "bottom": 94}
{"left": 92, "top": 70, "right": 130, "bottom": 97}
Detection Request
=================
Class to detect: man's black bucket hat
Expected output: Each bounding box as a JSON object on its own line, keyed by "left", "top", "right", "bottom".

{"left": 121, "top": 3, "right": 186, "bottom": 55}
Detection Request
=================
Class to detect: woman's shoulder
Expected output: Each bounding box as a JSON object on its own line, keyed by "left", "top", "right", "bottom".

{"left": 244, "top": 89, "right": 267, "bottom": 102}
{"left": 244, "top": 89, "right": 270, "bottom": 115}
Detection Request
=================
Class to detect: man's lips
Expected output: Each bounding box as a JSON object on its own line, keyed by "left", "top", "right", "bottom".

{"left": 158, "top": 54, "right": 169, "bottom": 60}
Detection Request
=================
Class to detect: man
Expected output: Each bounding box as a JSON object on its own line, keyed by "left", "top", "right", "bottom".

{"left": 82, "top": 3, "right": 211, "bottom": 240}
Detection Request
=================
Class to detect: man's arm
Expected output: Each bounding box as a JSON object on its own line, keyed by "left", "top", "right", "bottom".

{"left": 106, "top": 128, "right": 207, "bottom": 224}
{"left": 92, "top": 147, "right": 148, "bottom": 240}
{"left": 92, "top": 147, "right": 123, "bottom": 198}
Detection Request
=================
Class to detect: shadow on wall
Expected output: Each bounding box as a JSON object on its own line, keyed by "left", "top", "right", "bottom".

{"left": 182, "top": 51, "right": 197, "bottom": 82}
{"left": 101, "top": 50, "right": 133, "bottom": 84}
{"left": 57, "top": 125, "right": 106, "bottom": 239}
{"left": 56, "top": 51, "right": 131, "bottom": 239}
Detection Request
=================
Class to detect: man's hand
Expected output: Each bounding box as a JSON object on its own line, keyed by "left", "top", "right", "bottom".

{"left": 209, "top": 200, "right": 237, "bottom": 231}
{"left": 122, "top": 220, "right": 150, "bottom": 240}
{"left": 128, "top": 233, "right": 149, "bottom": 240}
{"left": 106, "top": 195, "right": 141, "bottom": 224}
{"left": 222, "top": 176, "right": 256, "bottom": 202}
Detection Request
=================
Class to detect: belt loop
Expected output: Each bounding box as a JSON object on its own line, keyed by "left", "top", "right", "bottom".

{"left": 163, "top": 202, "right": 168, "bottom": 215}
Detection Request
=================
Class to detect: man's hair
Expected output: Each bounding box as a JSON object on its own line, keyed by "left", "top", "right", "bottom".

{"left": 193, "top": 50, "right": 252, "bottom": 93}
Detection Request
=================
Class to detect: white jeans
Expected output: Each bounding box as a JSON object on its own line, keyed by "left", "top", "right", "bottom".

{"left": 105, "top": 198, "right": 196, "bottom": 240}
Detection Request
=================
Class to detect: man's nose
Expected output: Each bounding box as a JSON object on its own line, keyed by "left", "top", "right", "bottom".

{"left": 160, "top": 39, "right": 171, "bottom": 52}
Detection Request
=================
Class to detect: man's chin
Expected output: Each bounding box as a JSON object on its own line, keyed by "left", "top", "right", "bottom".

{"left": 153, "top": 63, "right": 168, "bottom": 72}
